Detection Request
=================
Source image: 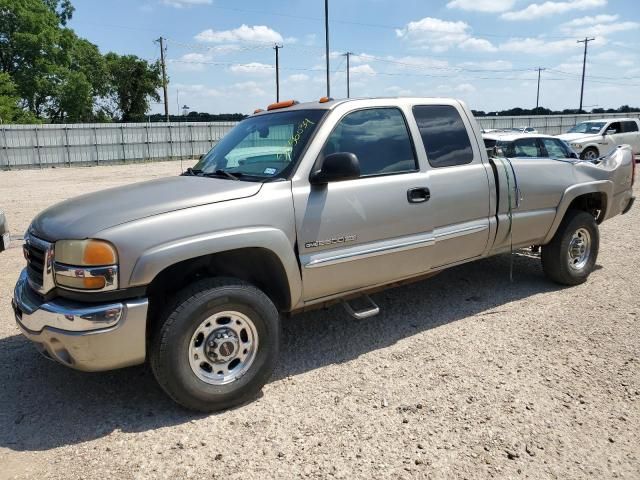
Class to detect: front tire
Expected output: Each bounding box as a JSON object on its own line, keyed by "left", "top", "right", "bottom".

{"left": 150, "top": 277, "right": 280, "bottom": 412}
{"left": 580, "top": 147, "right": 599, "bottom": 161}
{"left": 542, "top": 210, "right": 599, "bottom": 286}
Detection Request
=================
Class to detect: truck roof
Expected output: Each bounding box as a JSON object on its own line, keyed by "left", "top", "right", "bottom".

{"left": 251, "top": 96, "right": 463, "bottom": 116}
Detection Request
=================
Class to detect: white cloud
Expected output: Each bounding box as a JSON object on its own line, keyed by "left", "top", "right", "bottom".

{"left": 447, "top": 0, "right": 516, "bottom": 12}
{"left": 456, "top": 83, "right": 477, "bottom": 93}
{"left": 229, "top": 62, "right": 273, "bottom": 75}
{"left": 162, "top": 0, "right": 211, "bottom": 8}
{"left": 561, "top": 13, "right": 618, "bottom": 27}
{"left": 498, "top": 37, "right": 588, "bottom": 54}
{"left": 171, "top": 52, "right": 212, "bottom": 71}
{"left": 459, "top": 37, "right": 498, "bottom": 52}
{"left": 287, "top": 74, "right": 310, "bottom": 82}
{"left": 230, "top": 81, "right": 266, "bottom": 97}
{"left": 350, "top": 64, "right": 376, "bottom": 75}
{"left": 195, "top": 24, "right": 283, "bottom": 44}
{"left": 559, "top": 14, "right": 639, "bottom": 36}
{"left": 501, "top": 0, "right": 607, "bottom": 21}
{"left": 395, "top": 17, "right": 495, "bottom": 52}
{"left": 174, "top": 83, "right": 221, "bottom": 97}
{"left": 385, "top": 86, "right": 414, "bottom": 96}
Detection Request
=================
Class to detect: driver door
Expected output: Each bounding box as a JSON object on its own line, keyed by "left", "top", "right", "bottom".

{"left": 292, "top": 107, "right": 435, "bottom": 301}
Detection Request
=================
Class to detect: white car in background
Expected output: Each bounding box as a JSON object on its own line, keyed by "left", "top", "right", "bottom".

{"left": 557, "top": 118, "right": 640, "bottom": 161}
{"left": 483, "top": 132, "right": 578, "bottom": 160}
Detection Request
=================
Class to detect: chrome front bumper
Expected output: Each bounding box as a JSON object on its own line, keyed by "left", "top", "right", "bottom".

{"left": 12, "top": 269, "right": 148, "bottom": 371}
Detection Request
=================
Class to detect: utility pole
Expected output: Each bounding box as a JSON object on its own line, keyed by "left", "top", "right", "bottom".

{"left": 535, "top": 67, "right": 545, "bottom": 114}
{"left": 324, "top": 0, "right": 330, "bottom": 98}
{"left": 157, "top": 36, "right": 169, "bottom": 122}
{"left": 577, "top": 37, "right": 595, "bottom": 112}
{"left": 343, "top": 52, "right": 353, "bottom": 98}
{"left": 274, "top": 44, "right": 283, "bottom": 102}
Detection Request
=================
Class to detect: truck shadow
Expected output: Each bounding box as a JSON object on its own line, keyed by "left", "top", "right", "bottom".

{"left": 1, "top": 253, "right": 564, "bottom": 451}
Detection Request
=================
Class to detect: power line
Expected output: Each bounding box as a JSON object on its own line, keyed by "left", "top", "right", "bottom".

{"left": 343, "top": 52, "right": 353, "bottom": 98}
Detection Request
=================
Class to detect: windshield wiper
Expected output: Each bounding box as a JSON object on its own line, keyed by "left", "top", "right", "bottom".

{"left": 200, "top": 169, "right": 241, "bottom": 181}
{"left": 182, "top": 167, "right": 203, "bottom": 176}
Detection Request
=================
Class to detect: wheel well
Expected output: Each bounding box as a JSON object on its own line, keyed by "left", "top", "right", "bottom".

{"left": 566, "top": 192, "right": 607, "bottom": 223}
{"left": 146, "top": 248, "right": 291, "bottom": 332}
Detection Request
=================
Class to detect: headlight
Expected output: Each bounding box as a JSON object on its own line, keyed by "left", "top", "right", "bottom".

{"left": 54, "top": 239, "right": 119, "bottom": 291}
{"left": 570, "top": 143, "right": 582, "bottom": 150}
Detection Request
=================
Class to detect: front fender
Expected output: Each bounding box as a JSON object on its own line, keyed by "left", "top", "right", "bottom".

{"left": 128, "top": 227, "right": 303, "bottom": 308}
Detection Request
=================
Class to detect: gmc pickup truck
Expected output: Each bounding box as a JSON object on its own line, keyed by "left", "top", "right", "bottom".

{"left": 12, "top": 97, "right": 635, "bottom": 412}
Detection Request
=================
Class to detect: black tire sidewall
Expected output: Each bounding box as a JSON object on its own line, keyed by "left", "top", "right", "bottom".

{"left": 543, "top": 210, "right": 599, "bottom": 285}
{"left": 153, "top": 281, "right": 279, "bottom": 411}
{"left": 580, "top": 147, "right": 598, "bottom": 160}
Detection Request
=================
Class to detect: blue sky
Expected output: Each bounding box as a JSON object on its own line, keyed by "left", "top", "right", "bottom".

{"left": 71, "top": 0, "right": 640, "bottom": 114}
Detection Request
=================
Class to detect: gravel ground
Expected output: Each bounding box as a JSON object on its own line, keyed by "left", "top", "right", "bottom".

{"left": 0, "top": 162, "right": 638, "bottom": 479}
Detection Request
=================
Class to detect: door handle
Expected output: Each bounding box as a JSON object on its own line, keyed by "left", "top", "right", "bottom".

{"left": 407, "top": 187, "right": 430, "bottom": 203}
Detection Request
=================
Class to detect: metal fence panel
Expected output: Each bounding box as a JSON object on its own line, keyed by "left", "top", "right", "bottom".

{"left": 476, "top": 112, "right": 640, "bottom": 135}
{"left": 1, "top": 114, "right": 639, "bottom": 169}
{"left": 0, "top": 121, "right": 237, "bottom": 169}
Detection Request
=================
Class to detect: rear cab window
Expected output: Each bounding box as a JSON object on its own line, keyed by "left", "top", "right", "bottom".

{"left": 412, "top": 105, "right": 474, "bottom": 168}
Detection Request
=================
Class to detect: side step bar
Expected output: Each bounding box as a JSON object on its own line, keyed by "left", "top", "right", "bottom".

{"left": 342, "top": 295, "right": 380, "bottom": 320}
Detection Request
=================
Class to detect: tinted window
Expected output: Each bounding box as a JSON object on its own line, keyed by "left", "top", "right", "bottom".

{"left": 541, "top": 138, "right": 571, "bottom": 158}
{"left": 513, "top": 138, "right": 543, "bottom": 158}
{"left": 413, "top": 105, "right": 474, "bottom": 167}
{"left": 622, "top": 121, "right": 639, "bottom": 133}
{"left": 607, "top": 122, "right": 622, "bottom": 134}
{"left": 483, "top": 138, "right": 497, "bottom": 148}
{"left": 323, "top": 108, "right": 417, "bottom": 176}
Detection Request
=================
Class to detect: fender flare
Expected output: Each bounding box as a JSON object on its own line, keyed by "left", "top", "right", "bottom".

{"left": 128, "top": 227, "right": 303, "bottom": 308}
{"left": 542, "top": 181, "right": 612, "bottom": 244}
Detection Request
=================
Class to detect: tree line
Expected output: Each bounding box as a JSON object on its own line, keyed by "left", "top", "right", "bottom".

{"left": 472, "top": 105, "right": 640, "bottom": 117}
{"left": 0, "top": 0, "right": 163, "bottom": 123}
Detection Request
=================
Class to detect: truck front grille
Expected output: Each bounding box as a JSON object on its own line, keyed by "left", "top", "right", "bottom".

{"left": 24, "top": 234, "right": 55, "bottom": 294}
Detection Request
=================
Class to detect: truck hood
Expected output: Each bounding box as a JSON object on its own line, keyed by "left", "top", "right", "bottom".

{"left": 557, "top": 133, "right": 598, "bottom": 143}
{"left": 29, "top": 176, "right": 263, "bottom": 241}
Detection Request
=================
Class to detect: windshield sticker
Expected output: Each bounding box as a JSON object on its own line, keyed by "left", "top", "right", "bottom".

{"left": 287, "top": 118, "right": 315, "bottom": 148}
{"left": 263, "top": 167, "right": 277, "bottom": 175}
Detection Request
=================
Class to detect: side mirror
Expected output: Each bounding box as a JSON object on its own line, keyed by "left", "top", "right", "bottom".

{"left": 310, "top": 152, "right": 360, "bottom": 185}
{"left": 605, "top": 129, "right": 616, "bottom": 135}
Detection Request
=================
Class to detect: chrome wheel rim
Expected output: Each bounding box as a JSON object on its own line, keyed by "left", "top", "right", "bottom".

{"left": 188, "top": 311, "right": 258, "bottom": 385}
{"left": 583, "top": 149, "right": 598, "bottom": 160}
{"left": 567, "top": 227, "right": 591, "bottom": 271}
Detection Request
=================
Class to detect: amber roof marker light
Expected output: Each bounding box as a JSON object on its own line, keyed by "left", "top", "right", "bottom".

{"left": 267, "top": 99, "right": 299, "bottom": 111}
{"left": 319, "top": 97, "right": 334, "bottom": 103}
{"left": 253, "top": 108, "right": 264, "bottom": 114}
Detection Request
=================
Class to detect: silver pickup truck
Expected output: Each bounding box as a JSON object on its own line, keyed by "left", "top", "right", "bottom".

{"left": 12, "top": 97, "right": 635, "bottom": 411}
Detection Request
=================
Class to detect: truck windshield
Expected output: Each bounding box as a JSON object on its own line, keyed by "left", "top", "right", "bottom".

{"left": 193, "top": 109, "right": 326, "bottom": 181}
{"left": 568, "top": 122, "right": 605, "bottom": 134}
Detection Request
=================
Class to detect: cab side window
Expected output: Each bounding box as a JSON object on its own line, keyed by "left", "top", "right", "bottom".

{"left": 541, "top": 138, "right": 571, "bottom": 158}
{"left": 622, "top": 121, "right": 639, "bottom": 133}
{"left": 412, "top": 105, "right": 474, "bottom": 168}
{"left": 513, "top": 138, "right": 543, "bottom": 158}
{"left": 323, "top": 108, "right": 417, "bottom": 176}
{"left": 607, "top": 122, "right": 622, "bottom": 134}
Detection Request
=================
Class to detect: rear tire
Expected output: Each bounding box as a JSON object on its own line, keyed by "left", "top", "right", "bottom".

{"left": 542, "top": 210, "right": 599, "bottom": 286}
{"left": 150, "top": 277, "right": 280, "bottom": 412}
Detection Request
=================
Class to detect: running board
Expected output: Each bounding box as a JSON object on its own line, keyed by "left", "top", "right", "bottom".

{"left": 342, "top": 295, "right": 380, "bottom": 320}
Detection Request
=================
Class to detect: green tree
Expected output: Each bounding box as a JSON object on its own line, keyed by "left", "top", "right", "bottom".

{"left": 42, "top": 0, "right": 74, "bottom": 25}
{"left": 0, "top": 72, "right": 37, "bottom": 123}
{"left": 103, "top": 53, "right": 162, "bottom": 122}
{"left": 0, "top": 0, "right": 106, "bottom": 122}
